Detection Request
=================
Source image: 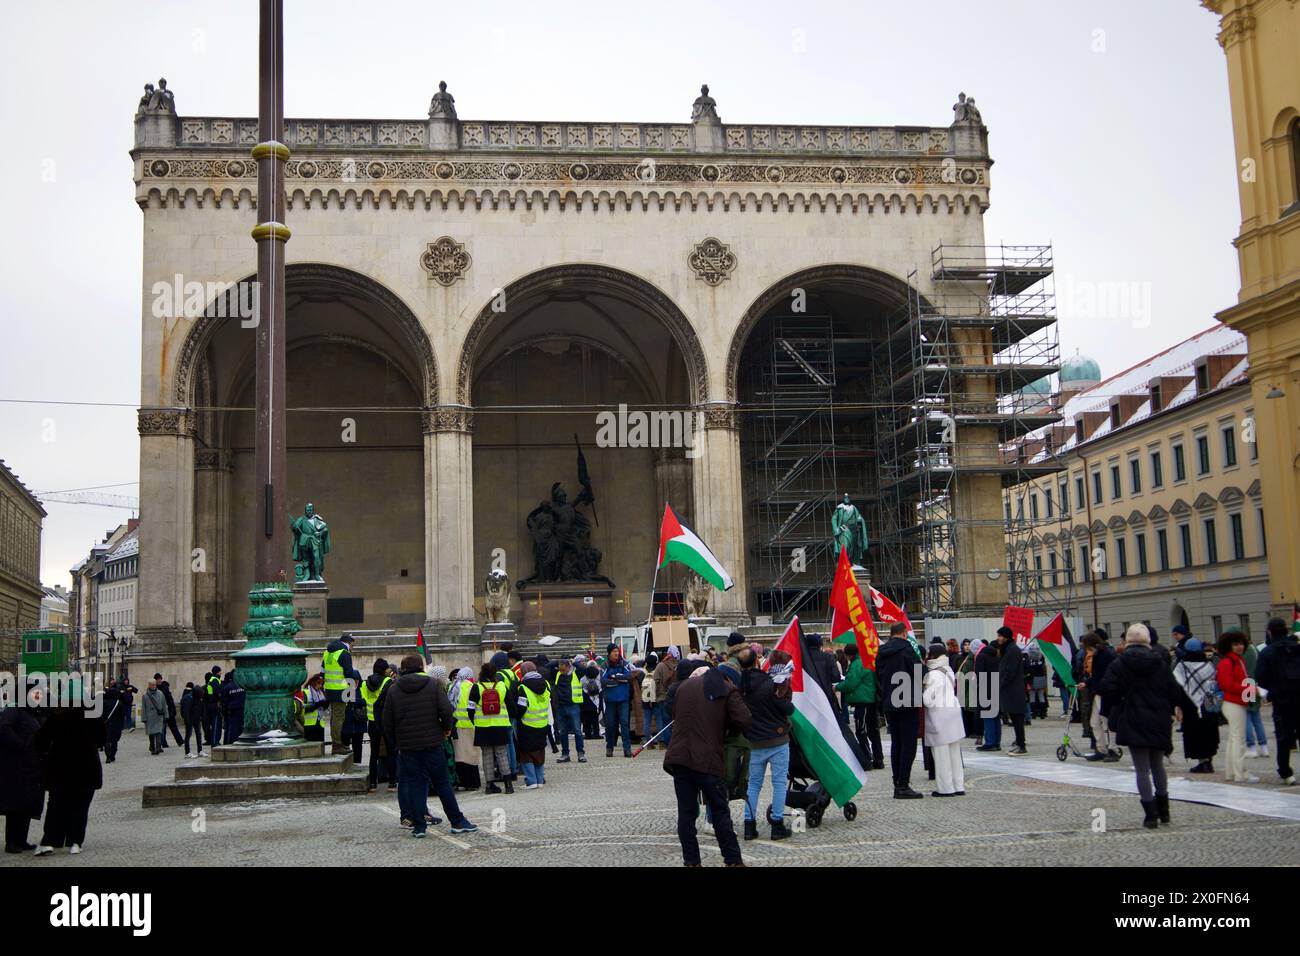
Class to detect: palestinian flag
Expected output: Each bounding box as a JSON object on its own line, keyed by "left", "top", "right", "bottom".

{"left": 829, "top": 547, "right": 879, "bottom": 670}
{"left": 657, "top": 504, "right": 733, "bottom": 591}
{"left": 773, "top": 617, "right": 866, "bottom": 807}
{"left": 1293, "top": 602, "right": 1299, "bottom": 635}
{"left": 1033, "top": 613, "right": 1075, "bottom": 688}
{"left": 415, "top": 626, "right": 431, "bottom": 665}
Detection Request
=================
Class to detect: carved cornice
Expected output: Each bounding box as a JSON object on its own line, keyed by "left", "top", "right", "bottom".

{"left": 697, "top": 402, "right": 740, "bottom": 431}
{"left": 1216, "top": 9, "right": 1256, "bottom": 48}
{"left": 194, "top": 448, "right": 232, "bottom": 471}
{"left": 423, "top": 406, "right": 474, "bottom": 434}
{"left": 138, "top": 407, "right": 195, "bottom": 437}
{"left": 142, "top": 155, "right": 986, "bottom": 189}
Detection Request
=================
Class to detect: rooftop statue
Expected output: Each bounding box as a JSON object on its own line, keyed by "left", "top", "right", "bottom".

{"left": 137, "top": 77, "right": 176, "bottom": 116}
{"left": 429, "top": 80, "right": 457, "bottom": 119}
{"left": 691, "top": 83, "right": 720, "bottom": 123}
{"left": 952, "top": 91, "right": 982, "bottom": 125}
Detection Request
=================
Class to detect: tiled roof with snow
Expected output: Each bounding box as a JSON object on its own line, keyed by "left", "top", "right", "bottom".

{"left": 1019, "top": 324, "right": 1249, "bottom": 461}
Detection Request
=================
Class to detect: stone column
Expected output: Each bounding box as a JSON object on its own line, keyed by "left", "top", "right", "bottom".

{"left": 950, "top": 328, "right": 1009, "bottom": 614}
{"left": 136, "top": 408, "right": 197, "bottom": 652}
{"left": 424, "top": 406, "right": 477, "bottom": 641}
{"left": 691, "top": 403, "right": 750, "bottom": 626}
{"left": 193, "top": 449, "right": 232, "bottom": 638}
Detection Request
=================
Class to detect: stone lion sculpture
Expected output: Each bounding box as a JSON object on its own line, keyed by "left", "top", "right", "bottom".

{"left": 484, "top": 567, "right": 512, "bottom": 624}
{"left": 684, "top": 572, "right": 712, "bottom": 618}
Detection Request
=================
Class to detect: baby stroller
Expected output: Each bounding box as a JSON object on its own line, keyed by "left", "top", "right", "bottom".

{"left": 763, "top": 732, "right": 858, "bottom": 829}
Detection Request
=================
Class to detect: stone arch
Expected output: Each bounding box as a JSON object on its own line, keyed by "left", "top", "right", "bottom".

{"left": 456, "top": 264, "right": 708, "bottom": 407}
{"left": 173, "top": 262, "right": 438, "bottom": 409}
{"left": 725, "top": 263, "right": 923, "bottom": 402}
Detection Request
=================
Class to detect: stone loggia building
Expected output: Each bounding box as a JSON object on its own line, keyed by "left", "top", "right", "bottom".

{"left": 132, "top": 81, "right": 1058, "bottom": 671}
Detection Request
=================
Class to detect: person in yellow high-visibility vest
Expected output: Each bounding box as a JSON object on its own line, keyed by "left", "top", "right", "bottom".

{"left": 301, "top": 673, "right": 327, "bottom": 743}
{"left": 507, "top": 662, "right": 552, "bottom": 789}
{"left": 470, "top": 662, "right": 514, "bottom": 794}
{"left": 361, "top": 659, "right": 396, "bottom": 792}
{"left": 449, "top": 667, "right": 481, "bottom": 791}
{"left": 321, "top": 634, "right": 361, "bottom": 755}
{"left": 551, "top": 657, "right": 586, "bottom": 763}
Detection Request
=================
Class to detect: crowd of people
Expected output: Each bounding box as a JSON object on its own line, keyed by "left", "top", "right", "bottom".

{"left": 2, "top": 613, "right": 1296, "bottom": 864}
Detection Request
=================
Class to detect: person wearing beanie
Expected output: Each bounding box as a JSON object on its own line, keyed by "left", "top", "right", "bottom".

{"left": 551, "top": 657, "right": 587, "bottom": 764}
{"left": 994, "top": 627, "right": 1028, "bottom": 755}
{"left": 1172, "top": 638, "right": 1220, "bottom": 774}
{"left": 836, "top": 643, "right": 883, "bottom": 770}
{"left": 720, "top": 633, "right": 748, "bottom": 684}
{"left": 1099, "top": 624, "right": 1180, "bottom": 828}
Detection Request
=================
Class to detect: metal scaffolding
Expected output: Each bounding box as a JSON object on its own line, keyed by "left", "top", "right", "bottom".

{"left": 872, "top": 244, "right": 1070, "bottom": 619}
{"left": 741, "top": 314, "right": 841, "bottom": 622}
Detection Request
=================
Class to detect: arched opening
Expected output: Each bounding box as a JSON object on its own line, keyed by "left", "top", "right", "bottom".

{"left": 731, "top": 266, "right": 918, "bottom": 622}
{"left": 462, "top": 266, "right": 705, "bottom": 636}
{"left": 1289, "top": 117, "right": 1300, "bottom": 215}
{"left": 184, "top": 264, "right": 435, "bottom": 637}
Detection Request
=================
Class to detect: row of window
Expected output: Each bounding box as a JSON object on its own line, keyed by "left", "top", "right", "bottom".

{"left": 104, "top": 557, "right": 137, "bottom": 581}
{"left": 1011, "top": 417, "right": 1256, "bottom": 524}
{"left": 101, "top": 583, "right": 135, "bottom": 604}
{"left": 1018, "top": 507, "right": 1264, "bottom": 586}
{"left": 100, "top": 609, "right": 134, "bottom": 628}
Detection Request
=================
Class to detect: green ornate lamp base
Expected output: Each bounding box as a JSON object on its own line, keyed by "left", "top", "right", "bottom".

{"left": 232, "top": 581, "right": 308, "bottom": 744}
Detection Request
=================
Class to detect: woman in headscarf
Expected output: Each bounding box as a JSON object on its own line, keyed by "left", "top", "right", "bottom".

{"left": 1173, "top": 639, "right": 1220, "bottom": 775}
{"left": 448, "top": 666, "right": 481, "bottom": 790}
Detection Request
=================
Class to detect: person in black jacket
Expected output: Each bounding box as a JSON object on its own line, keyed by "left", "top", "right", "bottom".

{"left": 995, "top": 628, "right": 1029, "bottom": 755}
{"left": 739, "top": 648, "right": 795, "bottom": 841}
{"left": 1081, "top": 632, "right": 1120, "bottom": 761}
{"left": 1255, "top": 616, "right": 1300, "bottom": 785}
{"left": 34, "top": 702, "right": 106, "bottom": 855}
{"left": 220, "top": 672, "right": 246, "bottom": 744}
{"left": 1099, "top": 624, "right": 1180, "bottom": 828}
{"left": 0, "top": 688, "right": 44, "bottom": 853}
{"left": 381, "top": 656, "right": 477, "bottom": 837}
{"left": 101, "top": 681, "right": 127, "bottom": 763}
{"left": 179, "top": 682, "right": 206, "bottom": 757}
{"left": 876, "top": 623, "right": 924, "bottom": 798}
{"left": 974, "top": 641, "right": 1001, "bottom": 750}
{"left": 153, "top": 674, "right": 184, "bottom": 749}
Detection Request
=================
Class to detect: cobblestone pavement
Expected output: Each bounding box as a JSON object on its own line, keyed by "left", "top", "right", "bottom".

{"left": 6, "top": 717, "right": 1298, "bottom": 867}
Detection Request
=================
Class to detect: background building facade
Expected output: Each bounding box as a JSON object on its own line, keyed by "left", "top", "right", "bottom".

{"left": 0, "top": 459, "right": 45, "bottom": 671}
{"left": 1006, "top": 325, "right": 1267, "bottom": 642}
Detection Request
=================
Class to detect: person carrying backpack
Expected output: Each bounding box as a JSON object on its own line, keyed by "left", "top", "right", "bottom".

{"left": 470, "top": 662, "right": 514, "bottom": 794}
{"left": 1255, "top": 616, "right": 1300, "bottom": 786}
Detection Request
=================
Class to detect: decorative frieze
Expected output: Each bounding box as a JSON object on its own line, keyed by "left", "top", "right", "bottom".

{"left": 194, "top": 448, "right": 232, "bottom": 471}
{"left": 688, "top": 237, "right": 737, "bottom": 286}
{"left": 697, "top": 403, "right": 740, "bottom": 431}
{"left": 422, "top": 406, "right": 474, "bottom": 434}
{"left": 420, "top": 236, "right": 471, "bottom": 286}
{"left": 138, "top": 407, "right": 195, "bottom": 437}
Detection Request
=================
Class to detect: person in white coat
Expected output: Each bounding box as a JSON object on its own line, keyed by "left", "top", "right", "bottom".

{"left": 923, "top": 644, "right": 967, "bottom": 796}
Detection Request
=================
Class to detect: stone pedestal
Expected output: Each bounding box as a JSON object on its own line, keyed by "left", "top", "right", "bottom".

{"left": 520, "top": 584, "right": 614, "bottom": 639}
{"left": 292, "top": 582, "right": 329, "bottom": 639}
{"left": 141, "top": 740, "right": 366, "bottom": 807}
{"left": 482, "top": 621, "right": 517, "bottom": 650}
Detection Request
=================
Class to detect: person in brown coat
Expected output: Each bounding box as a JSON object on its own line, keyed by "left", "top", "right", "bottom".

{"left": 662, "top": 661, "right": 752, "bottom": 867}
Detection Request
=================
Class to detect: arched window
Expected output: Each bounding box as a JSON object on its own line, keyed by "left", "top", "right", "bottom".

{"left": 1291, "top": 118, "right": 1300, "bottom": 213}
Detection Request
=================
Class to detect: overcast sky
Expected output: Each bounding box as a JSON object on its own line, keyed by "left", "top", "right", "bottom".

{"left": 0, "top": 0, "right": 1241, "bottom": 586}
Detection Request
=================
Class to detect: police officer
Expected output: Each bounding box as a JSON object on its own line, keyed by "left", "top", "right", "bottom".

{"left": 220, "top": 672, "right": 246, "bottom": 744}
{"left": 552, "top": 658, "right": 586, "bottom": 763}
{"left": 321, "top": 634, "right": 361, "bottom": 755}
{"left": 204, "top": 666, "right": 223, "bottom": 748}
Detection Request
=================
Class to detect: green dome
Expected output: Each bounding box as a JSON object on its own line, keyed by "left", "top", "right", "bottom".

{"left": 1060, "top": 351, "right": 1101, "bottom": 385}
{"left": 1017, "top": 375, "right": 1052, "bottom": 396}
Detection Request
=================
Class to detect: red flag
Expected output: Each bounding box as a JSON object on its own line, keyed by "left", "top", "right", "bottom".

{"left": 416, "top": 626, "right": 431, "bottom": 665}
{"left": 868, "top": 586, "right": 914, "bottom": 635}
{"left": 764, "top": 617, "right": 803, "bottom": 683}
{"left": 829, "top": 547, "right": 879, "bottom": 670}
{"left": 1003, "top": 605, "right": 1035, "bottom": 648}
